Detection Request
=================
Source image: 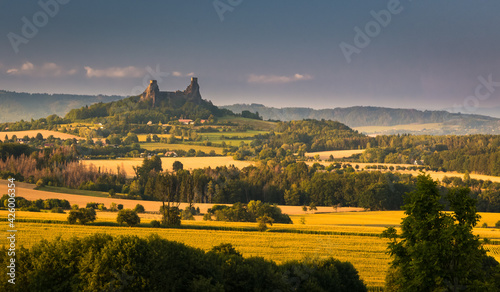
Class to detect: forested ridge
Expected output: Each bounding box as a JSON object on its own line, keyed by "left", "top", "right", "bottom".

{"left": 0, "top": 90, "right": 122, "bottom": 123}
{"left": 222, "top": 103, "right": 499, "bottom": 128}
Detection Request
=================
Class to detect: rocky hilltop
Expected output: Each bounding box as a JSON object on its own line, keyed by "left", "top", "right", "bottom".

{"left": 141, "top": 77, "right": 202, "bottom": 107}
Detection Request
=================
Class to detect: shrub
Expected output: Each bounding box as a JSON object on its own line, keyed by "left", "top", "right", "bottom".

{"left": 159, "top": 206, "right": 181, "bottom": 226}
{"left": 117, "top": 204, "right": 123, "bottom": 210}
{"left": 109, "top": 202, "right": 118, "bottom": 211}
{"left": 35, "top": 179, "right": 45, "bottom": 188}
{"left": 50, "top": 207, "right": 64, "bottom": 213}
{"left": 257, "top": 215, "right": 274, "bottom": 232}
{"left": 86, "top": 202, "right": 99, "bottom": 209}
{"left": 20, "top": 206, "right": 40, "bottom": 212}
{"left": 182, "top": 207, "right": 195, "bottom": 220}
{"left": 496, "top": 220, "right": 500, "bottom": 228}
{"left": 203, "top": 213, "right": 213, "bottom": 221}
{"left": 133, "top": 204, "right": 145, "bottom": 213}
{"left": 150, "top": 220, "right": 161, "bottom": 228}
{"left": 116, "top": 209, "right": 141, "bottom": 227}
{"left": 67, "top": 208, "right": 96, "bottom": 225}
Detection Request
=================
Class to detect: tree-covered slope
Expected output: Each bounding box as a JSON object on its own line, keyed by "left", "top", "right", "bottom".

{"left": 222, "top": 104, "right": 500, "bottom": 134}
{"left": 0, "top": 90, "right": 122, "bottom": 123}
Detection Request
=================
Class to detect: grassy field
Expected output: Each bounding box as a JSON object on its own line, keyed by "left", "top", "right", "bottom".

{"left": 195, "top": 130, "right": 268, "bottom": 146}
{"left": 305, "top": 149, "right": 365, "bottom": 160}
{"left": 80, "top": 156, "right": 254, "bottom": 178}
{"left": 218, "top": 116, "right": 277, "bottom": 131}
{"left": 353, "top": 123, "right": 444, "bottom": 134}
{"left": 1, "top": 210, "right": 498, "bottom": 289}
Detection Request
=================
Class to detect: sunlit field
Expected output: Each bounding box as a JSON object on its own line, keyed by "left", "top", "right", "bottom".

{"left": 80, "top": 156, "right": 254, "bottom": 178}
{"left": 1, "top": 209, "right": 498, "bottom": 289}
{"left": 139, "top": 142, "right": 224, "bottom": 154}
{"left": 305, "top": 149, "right": 365, "bottom": 160}
{"left": 0, "top": 129, "right": 80, "bottom": 140}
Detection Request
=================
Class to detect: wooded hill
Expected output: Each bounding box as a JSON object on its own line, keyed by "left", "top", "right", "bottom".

{"left": 0, "top": 90, "right": 122, "bottom": 123}
{"left": 222, "top": 104, "right": 500, "bottom": 135}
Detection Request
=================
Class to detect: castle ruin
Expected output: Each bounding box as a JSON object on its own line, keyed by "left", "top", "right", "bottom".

{"left": 141, "top": 77, "right": 202, "bottom": 107}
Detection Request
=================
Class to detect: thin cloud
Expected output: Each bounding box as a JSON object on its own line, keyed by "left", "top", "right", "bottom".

{"left": 6, "top": 62, "right": 78, "bottom": 77}
{"left": 248, "top": 73, "right": 313, "bottom": 84}
{"left": 85, "top": 66, "right": 144, "bottom": 78}
{"left": 172, "top": 71, "right": 195, "bottom": 77}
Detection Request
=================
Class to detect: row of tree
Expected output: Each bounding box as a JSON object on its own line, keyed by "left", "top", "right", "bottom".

{"left": 130, "top": 156, "right": 500, "bottom": 212}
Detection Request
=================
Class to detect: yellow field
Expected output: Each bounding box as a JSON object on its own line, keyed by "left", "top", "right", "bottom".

{"left": 0, "top": 222, "right": 389, "bottom": 288}
{"left": 80, "top": 156, "right": 254, "bottom": 178}
{"left": 137, "top": 133, "right": 172, "bottom": 142}
{"left": 0, "top": 130, "right": 81, "bottom": 140}
{"left": 305, "top": 149, "right": 365, "bottom": 160}
{"left": 1, "top": 210, "right": 498, "bottom": 289}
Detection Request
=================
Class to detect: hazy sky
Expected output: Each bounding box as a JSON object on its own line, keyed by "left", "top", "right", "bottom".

{"left": 1, "top": 0, "right": 500, "bottom": 113}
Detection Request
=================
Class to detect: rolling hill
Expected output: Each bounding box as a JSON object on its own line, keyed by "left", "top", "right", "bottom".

{"left": 222, "top": 104, "right": 500, "bottom": 135}
{"left": 0, "top": 90, "right": 123, "bottom": 123}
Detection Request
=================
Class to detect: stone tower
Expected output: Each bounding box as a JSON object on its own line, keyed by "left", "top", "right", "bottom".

{"left": 184, "top": 77, "right": 201, "bottom": 102}
{"left": 141, "top": 80, "right": 159, "bottom": 107}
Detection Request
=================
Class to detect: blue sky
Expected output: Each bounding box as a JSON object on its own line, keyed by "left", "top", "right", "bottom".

{"left": 1, "top": 0, "right": 499, "bottom": 113}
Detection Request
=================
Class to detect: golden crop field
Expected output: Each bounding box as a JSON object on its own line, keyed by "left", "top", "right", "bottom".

{"left": 0, "top": 130, "right": 81, "bottom": 140}
{"left": 80, "top": 156, "right": 254, "bottom": 178}
{"left": 305, "top": 149, "right": 365, "bottom": 160}
{"left": 139, "top": 142, "right": 224, "bottom": 154}
{"left": 1, "top": 209, "right": 499, "bottom": 289}
{"left": 137, "top": 133, "right": 172, "bottom": 142}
